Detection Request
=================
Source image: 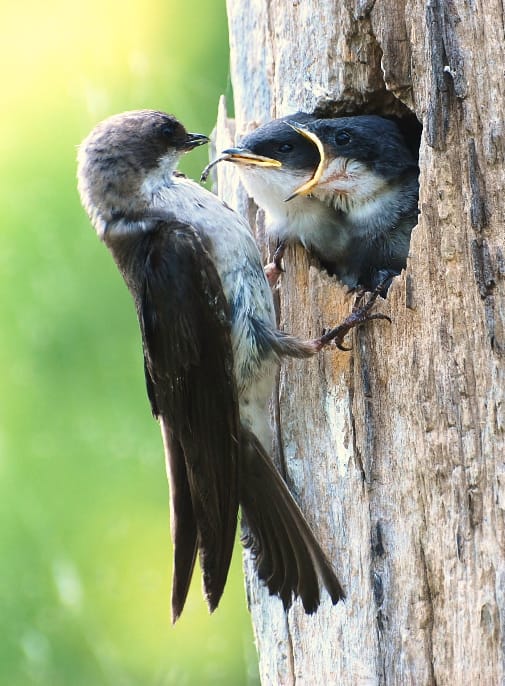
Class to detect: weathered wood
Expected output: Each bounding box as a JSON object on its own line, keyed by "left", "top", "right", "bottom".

{"left": 215, "top": 1, "right": 505, "bottom": 683}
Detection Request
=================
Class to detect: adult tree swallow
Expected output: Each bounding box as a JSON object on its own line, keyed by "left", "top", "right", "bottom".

{"left": 77, "top": 110, "right": 344, "bottom": 621}
{"left": 206, "top": 114, "right": 419, "bottom": 292}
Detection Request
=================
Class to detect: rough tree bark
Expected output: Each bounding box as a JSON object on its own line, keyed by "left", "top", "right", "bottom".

{"left": 213, "top": 1, "right": 505, "bottom": 684}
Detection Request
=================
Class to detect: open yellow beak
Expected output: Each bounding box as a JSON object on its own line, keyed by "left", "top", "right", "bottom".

{"left": 284, "top": 124, "right": 325, "bottom": 201}
{"left": 201, "top": 148, "right": 281, "bottom": 182}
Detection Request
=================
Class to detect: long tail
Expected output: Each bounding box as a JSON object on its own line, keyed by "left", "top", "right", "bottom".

{"left": 239, "top": 429, "right": 345, "bottom": 612}
{"left": 161, "top": 422, "right": 236, "bottom": 623}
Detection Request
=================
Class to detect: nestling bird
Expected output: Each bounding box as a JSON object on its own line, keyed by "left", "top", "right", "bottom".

{"left": 206, "top": 113, "right": 419, "bottom": 292}
{"left": 77, "top": 109, "right": 345, "bottom": 621}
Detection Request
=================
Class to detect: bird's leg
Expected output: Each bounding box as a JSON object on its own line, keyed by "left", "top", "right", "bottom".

{"left": 264, "top": 240, "right": 287, "bottom": 287}
{"left": 311, "top": 278, "right": 392, "bottom": 352}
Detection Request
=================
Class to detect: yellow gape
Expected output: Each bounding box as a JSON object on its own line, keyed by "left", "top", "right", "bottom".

{"left": 284, "top": 124, "right": 325, "bottom": 201}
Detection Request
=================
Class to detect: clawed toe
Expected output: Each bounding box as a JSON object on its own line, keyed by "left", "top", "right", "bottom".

{"left": 316, "top": 286, "right": 391, "bottom": 351}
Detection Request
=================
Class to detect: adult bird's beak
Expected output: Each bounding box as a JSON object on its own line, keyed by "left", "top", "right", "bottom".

{"left": 201, "top": 148, "right": 281, "bottom": 182}
{"left": 180, "top": 132, "right": 210, "bottom": 151}
{"left": 284, "top": 123, "right": 325, "bottom": 201}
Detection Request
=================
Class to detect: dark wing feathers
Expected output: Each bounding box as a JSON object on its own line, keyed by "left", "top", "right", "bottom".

{"left": 160, "top": 423, "right": 198, "bottom": 622}
{"left": 137, "top": 220, "right": 240, "bottom": 620}
{"left": 108, "top": 215, "right": 345, "bottom": 617}
{"left": 240, "top": 430, "right": 345, "bottom": 613}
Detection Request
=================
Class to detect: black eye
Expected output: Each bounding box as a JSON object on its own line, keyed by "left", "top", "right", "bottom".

{"left": 278, "top": 143, "right": 293, "bottom": 153}
{"left": 335, "top": 131, "right": 351, "bottom": 145}
{"left": 160, "top": 123, "right": 175, "bottom": 137}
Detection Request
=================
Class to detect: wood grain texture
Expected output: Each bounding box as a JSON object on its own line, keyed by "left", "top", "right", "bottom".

{"left": 215, "top": 1, "right": 505, "bottom": 683}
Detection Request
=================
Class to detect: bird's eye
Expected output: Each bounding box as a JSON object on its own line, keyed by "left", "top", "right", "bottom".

{"left": 160, "top": 123, "right": 175, "bottom": 137}
{"left": 278, "top": 143, "right": 293, "bottom": 153}
{"left": 335, "top": 131, "right": 351, "bottom": 145}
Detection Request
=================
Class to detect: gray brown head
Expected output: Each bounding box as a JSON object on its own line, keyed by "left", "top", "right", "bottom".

{"left": 77, "top": 110, "right": 208, "bottom": 236}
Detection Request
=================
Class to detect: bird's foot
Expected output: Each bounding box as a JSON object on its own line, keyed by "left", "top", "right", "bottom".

{"left": 264, "top": 262, "right": 284, "bottom": 287}
{"left": 313, "top": 284, "right": 391, "bottom": 352}
{"left": 264, "top": 241, "right": 287, "bottom": 288}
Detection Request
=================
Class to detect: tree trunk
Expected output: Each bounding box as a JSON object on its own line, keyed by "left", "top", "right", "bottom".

{"left": 214, "top": 1, "right": 505, "bottom": 683}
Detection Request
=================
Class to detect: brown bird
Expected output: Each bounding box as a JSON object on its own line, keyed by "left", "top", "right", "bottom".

{"left": 77, "top": 109, "right": 345, "bottom": 621}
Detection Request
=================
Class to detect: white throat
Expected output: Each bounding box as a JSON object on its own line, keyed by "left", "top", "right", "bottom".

{"left": 140, "top": 152, "right": 180, "bottom": 200}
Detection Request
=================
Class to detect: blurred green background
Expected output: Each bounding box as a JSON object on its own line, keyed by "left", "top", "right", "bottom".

{"left": 0, "top": 2, "right": 260, "bottom": 684}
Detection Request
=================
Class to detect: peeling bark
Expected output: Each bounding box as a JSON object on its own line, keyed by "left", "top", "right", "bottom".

{"left": 213, "top": 1, "right": 505, "bottom": 683}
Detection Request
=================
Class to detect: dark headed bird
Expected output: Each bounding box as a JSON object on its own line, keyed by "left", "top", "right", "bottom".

{"left": 77, "top": 109, "right": 344, "bottom": 621}
{"left": 206, "top": 114, "right": 419, "bottom": 292}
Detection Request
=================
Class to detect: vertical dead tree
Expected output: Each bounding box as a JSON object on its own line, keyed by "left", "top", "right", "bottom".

{"left": 213, "top": 1, "right": 505, "bottom": 683}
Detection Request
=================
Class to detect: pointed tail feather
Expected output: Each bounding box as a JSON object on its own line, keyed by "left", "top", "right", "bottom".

{"left": 161, "top": 424, "right": 199, "bottom": 623}
{"left": 239, "top": 429, "right": 345, "bottom": 613}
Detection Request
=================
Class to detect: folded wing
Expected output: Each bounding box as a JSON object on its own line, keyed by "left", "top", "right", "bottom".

{"left": 138, "top": 219, "right": 241, "bottom": 621}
